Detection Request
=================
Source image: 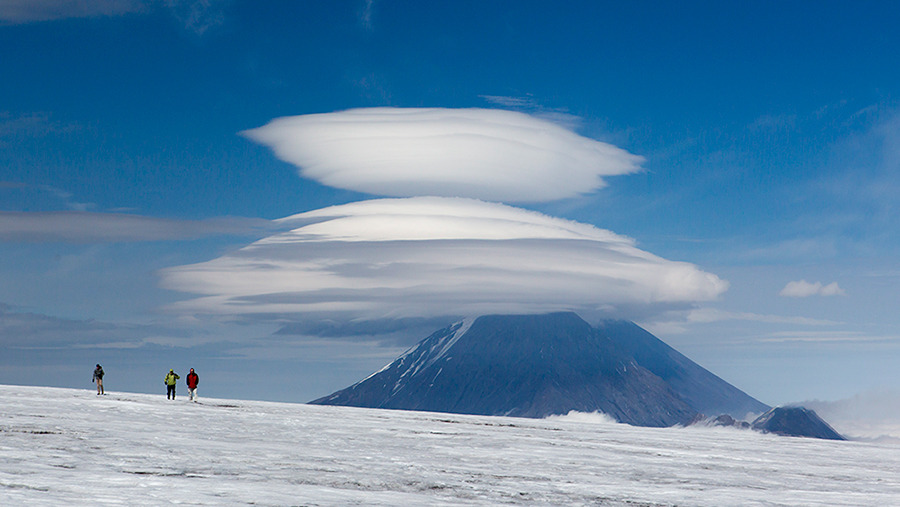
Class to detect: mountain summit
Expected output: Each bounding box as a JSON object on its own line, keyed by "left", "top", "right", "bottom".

{"left": 311, "top": 312, "right": 768, "bottom": 427}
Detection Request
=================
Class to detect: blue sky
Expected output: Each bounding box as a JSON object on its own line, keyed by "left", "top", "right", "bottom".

{"left": 2, "top": 1, "right": 900, "bottom": 412}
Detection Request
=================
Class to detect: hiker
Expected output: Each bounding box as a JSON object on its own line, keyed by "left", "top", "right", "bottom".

{"left": 186, "top": 368, "right": 199, "bottom": 402}
{"left": 164, "top": 369, "right": 180, "bottom": 400}
{"left": 92, "top": 364, "right": 104, "bottom": 395}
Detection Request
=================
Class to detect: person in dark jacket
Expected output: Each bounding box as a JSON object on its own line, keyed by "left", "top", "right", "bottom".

{"left": 92, "top": 364, "right": 104, "bottom": 395}
{"left": 186, "top": 368, "right": 199, "bottom": 402}
{"left": 164, "top": 369, "right": 180, "bottom": 400}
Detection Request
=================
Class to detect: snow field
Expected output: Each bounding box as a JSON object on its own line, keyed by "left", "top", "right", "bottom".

{"left": 1, "top": 385, "right": 898, "bottom": 506}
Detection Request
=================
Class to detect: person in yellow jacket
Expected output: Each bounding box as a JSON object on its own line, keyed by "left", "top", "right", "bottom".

{"left": 164, "top": 369, "right": 180, "bottom": 400}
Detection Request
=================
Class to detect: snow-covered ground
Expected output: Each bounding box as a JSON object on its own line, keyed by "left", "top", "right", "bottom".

{"left": 2, "top": 385, "right": 898, "bottom": 506}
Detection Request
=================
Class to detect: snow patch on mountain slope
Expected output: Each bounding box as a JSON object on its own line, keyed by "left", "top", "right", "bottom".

{"left": 350, "top": 319, "right": 475, "bottom": 389}
{"left": 422, "top": 317, "right": 475, "bottom": 368}
{"left": 398, "top": 317, "right": 475, "bottom": 380}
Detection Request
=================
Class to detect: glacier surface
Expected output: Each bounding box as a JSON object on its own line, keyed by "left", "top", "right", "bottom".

{"left": 1, "top": 385, "right": 898, "bottom": 506}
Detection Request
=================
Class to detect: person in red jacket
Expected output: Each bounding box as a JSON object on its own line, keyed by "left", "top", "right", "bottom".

{"left": 186, "top": 368, "right": 199, "bottom": 402}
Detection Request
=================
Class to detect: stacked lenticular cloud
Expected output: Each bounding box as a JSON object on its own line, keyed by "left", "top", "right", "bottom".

{"left": 240, "top": 108, "right": 643, "bottom": 202}
{"left": 162, "top": 108, "right": 727, "bottom": 321}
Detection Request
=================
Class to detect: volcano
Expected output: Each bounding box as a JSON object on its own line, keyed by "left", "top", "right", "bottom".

{"left": 751, "top": 407, "right": 845, "bottom": 440}
{"left": 311, "top": 312, "right": 768, "bottom": 427}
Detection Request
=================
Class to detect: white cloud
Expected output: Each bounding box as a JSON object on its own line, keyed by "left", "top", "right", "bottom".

{"left": 818, "top": 282, "right": 845, "bottom": 296}
{"left": 779, "top": 280, "right": 845, "bottom": 298}
{"left": 241, "top": 108, "right": 643, "bottom": 203}
{"left": 160, "top": 197, "right": 727, "bottom": 322}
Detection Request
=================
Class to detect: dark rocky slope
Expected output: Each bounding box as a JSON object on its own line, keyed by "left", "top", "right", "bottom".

{"left": 751, "top": 406, "right": 846, "bottom": 440}
{"left": 312, "top": 313, "right": 767, "bottom": 427}
{"left": 596, "top": 320, "right": 769, "bottom": 418}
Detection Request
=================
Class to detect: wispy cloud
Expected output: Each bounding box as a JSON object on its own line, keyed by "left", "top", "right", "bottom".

{"left": 0, "top": 304, "right": 157, "bottom": 349}
{"left": 685, "top": 307, "right": 840, "bottom": 326}
{"left": 0, "top": 182, "right": 95, "bottom": 211}
{"left": 242, "top": 108, "right": 643, "bottom": 203}
{"left": 0, "top": 211, "right": 272, "bottom": 243}
{"left": 804, "top": 389, "right": 900, "bottom": 440}
{"left": 476, "top": 95, "right": 583, "bottom": 130}
{"left": 0, "top": 0, "right": 147, "bottom": 23}
{"left": 163, "top": 0, "right": 227, "bottom": 36}
{"left": 160, "top": 197, "right": 727, "bottom": 323}
{"left": 0, "top": 303, "right": 258, "bottom": 350}
{"left": 479, "top": 96, "right": 585, "bottom": 132}
{"left": 479, "top": 95, "right": 539, "bottom": 109}
{"left": 0, "top": 112, "right": 81, "bottom": 145}
{"left": 738, "top": 237, "right": 840, "bottom": 263}
{"left": 747, "top": 113, "right": 797, "bottom": 133}
{"left": 646, "top": 305, "right": 841, "bottom": 336}
{"left": 802, "top": 104, "right": 900, "bottom": 254}
{"left": 358, "top": 0, "right": 375, "bottom": 31}
{"left": 221, "top": 335, "right": 408, "bottom": 363}
{"left": 780, "top": 280, "right": 845, "bottom": 298}
{"left": 0, "top": 0, "right": 227, "bottom": 35}
{"left": 757, "top": 330, "right": 894, "bottom": 344}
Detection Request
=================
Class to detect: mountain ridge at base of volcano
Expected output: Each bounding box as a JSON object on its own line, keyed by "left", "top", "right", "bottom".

{"left": 310, "top": 312, "right": 769, "bottom": 428}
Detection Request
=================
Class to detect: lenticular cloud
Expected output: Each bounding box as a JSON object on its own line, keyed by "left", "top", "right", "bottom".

{"left": 160, "top": 198, "right": 727, "bottom": 320}
{"left": 241, "top": 108, "right": 643, "bottom": 202}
